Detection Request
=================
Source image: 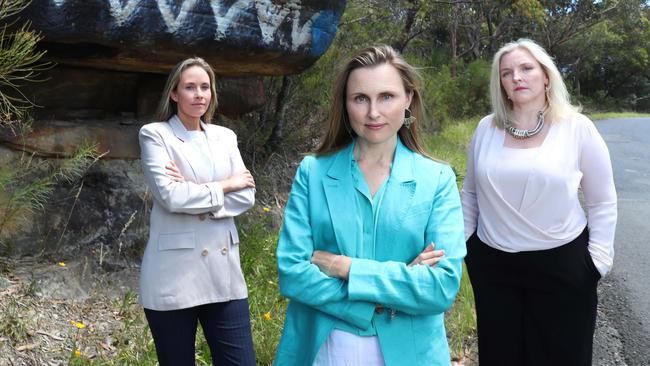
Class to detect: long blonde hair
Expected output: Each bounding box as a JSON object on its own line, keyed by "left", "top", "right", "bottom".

{"left": 315, "top": 45, "right": 430, "bottom": 157}
{"left": 155, "top": 57, "right": 218, "bottom": 123}
{"left": 490, "top": 38, "right": 580, "bottom": 127}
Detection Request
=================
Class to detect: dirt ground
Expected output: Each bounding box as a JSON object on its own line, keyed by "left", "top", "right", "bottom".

{"left": 0, "top": 256, "right": 141, "bottom": 366}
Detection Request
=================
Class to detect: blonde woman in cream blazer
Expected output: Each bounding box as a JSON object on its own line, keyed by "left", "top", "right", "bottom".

{"left": 139, "top": 57, "right": 256, "bottom": 366}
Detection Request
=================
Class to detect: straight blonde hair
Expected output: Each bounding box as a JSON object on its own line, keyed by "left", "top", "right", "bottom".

{"left": 490, "top": 38, "right": 580, "bottom": 127}
{"left": 156, "top": 57, "right": 218, "bottom": 123}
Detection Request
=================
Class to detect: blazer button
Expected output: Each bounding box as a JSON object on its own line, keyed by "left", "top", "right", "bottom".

{"left": 198, "top": 213, "right": 207, "bottom": 221}
{"left": 221, "top": 247, "right": 228, "bottom": 255}
{"left": 375, "top": 304, "right": 384, "bottom": 314}
{"left": 201, "top": 249, "right": 209, "bottom": 256}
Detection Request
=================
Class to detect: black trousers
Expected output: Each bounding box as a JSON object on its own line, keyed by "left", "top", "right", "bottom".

{"left": 465, "top": 228, "right": 600, "bottom": 366}
{"left": 144, "top": 298, "right": 256, "bottom": 366}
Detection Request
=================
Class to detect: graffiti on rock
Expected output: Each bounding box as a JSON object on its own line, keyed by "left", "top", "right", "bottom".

{"left": 50, "top": 0, "right": 333, "bottom": 52}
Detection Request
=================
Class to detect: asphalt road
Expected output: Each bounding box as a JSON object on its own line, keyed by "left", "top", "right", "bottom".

{"left": 593, "top": 118, "right": 650, "bottom": 365}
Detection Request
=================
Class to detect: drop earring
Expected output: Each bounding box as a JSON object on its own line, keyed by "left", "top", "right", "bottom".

{"left": 403, "top": 108, "right": 416, "bottom": 129}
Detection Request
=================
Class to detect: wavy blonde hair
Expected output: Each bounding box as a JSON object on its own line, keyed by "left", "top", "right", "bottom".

{"left": 155, "top": 57, "right": 218, "bottom": 123}
{"left": 315, "top": 45, "right": 430, "bottom": 157}
{"left": 490, "top": 38, "right": 580, "bottom": 128}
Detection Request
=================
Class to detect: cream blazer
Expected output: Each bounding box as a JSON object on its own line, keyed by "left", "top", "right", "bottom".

{"left": 138, "top": 115, "right": 255, "bottom": 310}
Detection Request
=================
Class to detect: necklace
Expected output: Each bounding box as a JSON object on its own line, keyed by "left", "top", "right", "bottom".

{"left": 504, "top": 110, "right": 545, "bottom": 139}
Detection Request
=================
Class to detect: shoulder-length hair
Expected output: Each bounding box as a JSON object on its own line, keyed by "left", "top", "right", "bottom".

{"left": 315, "top": 45, "right": 430, "bottom": 157}
{"left": 490, "top": 38, "right": 580, "bottom": 128}
{"left": 155, "top": 57, "right": 218, "bottom": 123}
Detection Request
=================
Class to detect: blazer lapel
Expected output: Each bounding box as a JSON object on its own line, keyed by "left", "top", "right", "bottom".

{"left": 169, "top": 115, "right": 200, "bottom": 182}
{"left": 322, "top": 143, "right": 359, "bottom": 258}
{"left": 378, "top": 139, "right": 417, "bottom": 240}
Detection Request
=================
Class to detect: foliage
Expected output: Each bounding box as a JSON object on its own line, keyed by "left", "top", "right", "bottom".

{"left": 562, "top": 0, "right": 650, "bottom": 111}
{"left": 0, "top": 296, "right": 33, "bottom": 346}
{"left": 0, "top": 143, "right": 100, "bottom": 254}
{"left": 0, "top": 0, "right": 49, "bottom": 124}
{"left": 425, "top": 61, "right": 491, "bottom": 127}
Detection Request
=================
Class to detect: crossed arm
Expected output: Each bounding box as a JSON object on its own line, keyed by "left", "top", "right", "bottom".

{"left": 139, "top": 125, "right": 255, "bottom": 217}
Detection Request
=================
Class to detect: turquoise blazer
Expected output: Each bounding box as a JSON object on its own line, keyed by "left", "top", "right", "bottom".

{"left": 274, "top": 139, "right": 466, "bottom": 366}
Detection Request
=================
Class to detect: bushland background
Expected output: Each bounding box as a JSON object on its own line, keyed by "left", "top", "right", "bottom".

{"left": 1, "top": 0, "right": 650, "bottom": 364}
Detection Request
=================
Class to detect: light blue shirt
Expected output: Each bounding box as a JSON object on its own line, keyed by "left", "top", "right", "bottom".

{"left": 334, "top": 150, "right": 389, "bottom": 336}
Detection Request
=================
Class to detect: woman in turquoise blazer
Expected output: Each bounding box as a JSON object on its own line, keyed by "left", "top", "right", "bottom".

{"left": 274, "top": 45, "right": 466, "bottom": 366}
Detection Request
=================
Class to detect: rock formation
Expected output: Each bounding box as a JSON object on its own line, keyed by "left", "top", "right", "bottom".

{"left": 0, "top": 0, "right": 345, "bottom": 255}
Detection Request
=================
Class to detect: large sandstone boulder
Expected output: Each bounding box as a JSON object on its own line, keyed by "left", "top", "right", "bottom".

{"left": 24, "top": 0, "right": 345, "bottom": 75}
{"left": 1, "top": 0, "right": 346, "bottom": 158}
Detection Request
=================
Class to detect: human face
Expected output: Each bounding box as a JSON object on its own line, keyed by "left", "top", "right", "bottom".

{"left": 171, "top": 65, "right": 212, "bottom": 127}
{"left": 499, "top": 48, "right": 549, "bottom": 109}
{"left": 345, "top": 63, "right": 412, "bottom": 148}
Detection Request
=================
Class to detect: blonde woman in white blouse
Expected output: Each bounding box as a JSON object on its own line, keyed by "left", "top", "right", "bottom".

{"left": 138, "top": 57, "right": 256, "bottom": 366}
{"left": 462, "top": 39, "right": 616, "bottom": 366}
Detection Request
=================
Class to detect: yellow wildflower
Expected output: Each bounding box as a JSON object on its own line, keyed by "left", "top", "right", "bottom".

{"left": 264, "top": 312, "right": 271, "bottom": 321}
{"left": 74, "top": 349, "right": 81, "bottom": 357}
{"left": 70, "top": 320, "right": 86, "bottom": 329}
{"left": 263, "top": 207, "right": 270, "bottom": 212}
{"left": 58, "top": 262, "right": 66, "bottom": 267}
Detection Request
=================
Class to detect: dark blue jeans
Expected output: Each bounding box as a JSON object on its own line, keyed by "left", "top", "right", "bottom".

{"left": 144, "top": 298, "right": 256, "bottom": 366}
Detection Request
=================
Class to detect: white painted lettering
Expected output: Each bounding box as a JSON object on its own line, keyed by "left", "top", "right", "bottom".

{"left": 255, "top": 0, "right": 290, "bottom": 44}
{"left": 291, "top": 9, "right": 318, "bottom": 51}
{"left": 210, "top": 0, "right": 251, "bottom": 40}
{"left": 158, "top": 0, "right": 198, "bottom": 32}
{"left": 51, "top": 0, "right": 318, "bottom": 50}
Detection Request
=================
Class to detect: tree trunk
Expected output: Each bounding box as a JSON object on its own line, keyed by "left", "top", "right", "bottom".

{"left": 449, "top": 8, "right": 459, "bottom": 77}
{"left": 267, "top": 76, "right": 291, "bottom": 150}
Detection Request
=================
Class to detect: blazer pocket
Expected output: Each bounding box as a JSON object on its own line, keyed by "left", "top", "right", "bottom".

{"left": 158, "top": 231, "right": 196, "bottom": 251}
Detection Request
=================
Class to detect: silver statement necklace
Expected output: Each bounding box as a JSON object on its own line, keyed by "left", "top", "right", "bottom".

{"left": 504, "top": 110, "right": 545, "bottom": 139}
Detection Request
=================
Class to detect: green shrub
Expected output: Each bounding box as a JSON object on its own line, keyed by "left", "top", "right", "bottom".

{"left": 427, "top": 60, "right": 490, "bottom": 128}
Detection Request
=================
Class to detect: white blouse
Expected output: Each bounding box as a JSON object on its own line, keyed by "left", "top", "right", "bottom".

{"left": 462, "top": 113, "right": 617, "bottom": 276}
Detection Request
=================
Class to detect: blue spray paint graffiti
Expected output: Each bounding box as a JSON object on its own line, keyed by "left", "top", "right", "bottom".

{"left": 309, "top": 10, "right": 340, "bottom": 57}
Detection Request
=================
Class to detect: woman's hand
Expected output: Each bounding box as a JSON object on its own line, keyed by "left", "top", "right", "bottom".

{"left": 312, "top": 250, "right": 351, "bottom": 280}
{"left": 165, "top": 161, "right": 186, "bottom": 182}
{"left": 222, "top": 170, "right": 256, "bottom": 193}
{"left": 408, "top": 242, "right": 445, "bottom": 268}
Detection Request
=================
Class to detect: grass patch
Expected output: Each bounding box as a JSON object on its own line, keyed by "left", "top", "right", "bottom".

{"left": 0, "top": 297, "right": 34, "bottom": 346}
{"left": 424, "top": 118, "right": 478, "bottom": 361}
{"left": 239, "top": 213, "right": 286, "bottom": 365}
{"left": 424, "top": 117, "right": 479, "bottom": 182}
{"left": 588, "top": 112, "right": 650, "bottom": 120}
{"left": 445, "top": 264, "right": 477, "bottom": 361}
